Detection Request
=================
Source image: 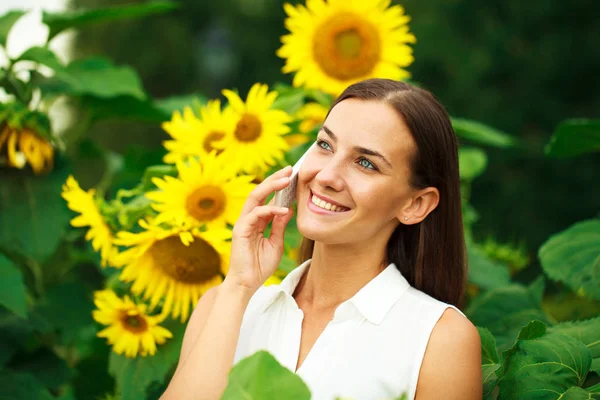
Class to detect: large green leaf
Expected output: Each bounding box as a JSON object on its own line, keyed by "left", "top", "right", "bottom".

{"left": 550, "top": 317, "right": 600, "bottom": 375}
{"left": 451, "top": 117, "right": 519, "bottom": 148}
{"left": 0, "top": 11, "right": 25, "bottom": 48}
{"left": 499, "top": 320, "right": 592, "bottom": 399}
{"left": 0, "top": 253, "right": 27, "bottom": 318}
{"left": 0, "top": 160, "right": 72, "bottom": 263}
{"left": 539, "top": 219, "right": 600, "bottom": 300}
{"left": 545, "top": 119, "right": 600, "bottom": 158}
{"left": 42, "top": 1, "right": 178, "bottom": 41}
{"left": 81, "top": 95, "right": 172, "bottom": 123}
{"left": 222, "top": 351, "right": 311, "bottom": 400}
{"left": 466, "top": 285, "right": 550, "bottom": 350}
{"left": 467, "top": 243, "right": 511, "bottom": 290}
{"left": 0, "top": 370, "right": 54, "bottom": 400}
{"left": 16, "top": 46, "right": 66, "bottom": 72}
{"left": 458, "top": 147, "right": 488, "bottom": 181}
{"left": 35, "top": 58, "right": 146, "bottom": 100}
{"left": 478, "top": 327, "right": 501, "bottom": 397}
{"left": 108, "top": 320, "right": 184, "bottom": 400}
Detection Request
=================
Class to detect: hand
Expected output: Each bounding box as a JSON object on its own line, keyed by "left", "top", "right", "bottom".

{"left": 224, "top": 166, "right": 295, "bottom": 292}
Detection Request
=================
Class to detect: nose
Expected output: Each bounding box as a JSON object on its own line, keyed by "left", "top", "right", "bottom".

{"left": 314, "top": 156, "right": 345, "bottom": 193}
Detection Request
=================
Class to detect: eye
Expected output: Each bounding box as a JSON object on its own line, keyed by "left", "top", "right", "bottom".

{"left": 357, "top": 157, "right": 378, "bottom": 171}
{"left": 316, "top": 139, "right": 331, "bottom": 151}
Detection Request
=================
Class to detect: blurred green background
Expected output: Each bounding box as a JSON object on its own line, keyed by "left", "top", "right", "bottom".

{"left": 74, "top": 0, "right": 600, "bottom": 259}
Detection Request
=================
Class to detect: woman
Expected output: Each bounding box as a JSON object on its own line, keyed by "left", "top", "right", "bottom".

{"left": 162, "top": 79, "right": 482, "bottom": 400}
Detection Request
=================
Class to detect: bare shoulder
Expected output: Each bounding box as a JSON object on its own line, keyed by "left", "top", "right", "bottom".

{"left": 415, "top": 308, "right": 482, "bottom": 400}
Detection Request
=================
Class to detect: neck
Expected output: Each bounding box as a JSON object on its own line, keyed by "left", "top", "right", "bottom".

{"left": 293, "top": 239, "right": 389, "bottom": 311}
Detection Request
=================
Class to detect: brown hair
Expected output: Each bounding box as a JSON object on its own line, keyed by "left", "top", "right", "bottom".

{"left": 297, "top": 78, "right": 467, "bottom": 308}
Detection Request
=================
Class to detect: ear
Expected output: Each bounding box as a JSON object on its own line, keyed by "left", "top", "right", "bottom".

{"left": 398, "top": 187, "right": 440, "bottom": 225}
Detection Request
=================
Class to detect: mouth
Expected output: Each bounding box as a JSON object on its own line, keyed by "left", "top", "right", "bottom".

{"left": 307, "top": 190, "right": 351, "bottom": 214}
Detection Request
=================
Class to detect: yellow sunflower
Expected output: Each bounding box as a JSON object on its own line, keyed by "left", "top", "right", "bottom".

{"left": 286, "top": 102, "right": 330, "bottom": 148}
{"left": 61, "top": 176, "right": 116, "bottom": 266}
{"left": 0, "top": 126, "right": 54, "bottom": 174}
{"left": 161, "top": 100, "right": 236, "bottom": 165}
{"left": 146, "top": 151, "right": 256, "bottom": 230}
{"left": 92, "top": 289, "right": 172, "bottom": 358}
{"left": 214, "top": 83, "right": 292, "bottom": 175}
{"left": 113, "top": 219, "right": 231, "bottom": 322}
{"left": 277, "top": 0, "right": 417, "bottom": 95}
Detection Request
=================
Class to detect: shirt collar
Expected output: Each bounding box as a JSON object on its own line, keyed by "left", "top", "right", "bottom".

{"left": 260, "top": 258, "right": 410, "bottom": 325}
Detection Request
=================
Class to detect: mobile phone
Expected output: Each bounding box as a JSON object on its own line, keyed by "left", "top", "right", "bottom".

{"left": 274, "top": 142, "right": 315, "bottom": 208}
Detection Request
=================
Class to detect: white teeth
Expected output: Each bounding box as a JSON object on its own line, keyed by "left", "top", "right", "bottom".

{"left": 311, "top": 194, "right": 346, "bottom": 212}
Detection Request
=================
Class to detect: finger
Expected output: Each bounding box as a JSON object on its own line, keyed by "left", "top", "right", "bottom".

{"left": 269, "top": 207, "right": 294, "bottom": 246}
{"left": 240, "top": 167, "right": 292, "bottom": 216}
{"left": 236, "top": 205, "right": 290, "bottom": 237}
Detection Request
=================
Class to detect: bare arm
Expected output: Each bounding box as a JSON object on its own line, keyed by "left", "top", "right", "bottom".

{"left": 161, "top": 281, "right": 255, "bottom": 400}
{"left": 415, "top": 308, "right": 482, "bottom": 400}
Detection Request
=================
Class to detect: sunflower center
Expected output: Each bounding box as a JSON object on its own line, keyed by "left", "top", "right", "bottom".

{"left": 235, "top": 113, "right": 262, "bottom": 142}
{"left": 313, "top": 12, "right": 381, "bottom": 81}
{"left": 121, "top": 313, "right": 148, "bottom": 333}
{"left": 203, "top": 131, "right": 225, "bottom": 154}
{"left": 149, "top": 236, "right": 221, "bottom": 283}
{"left": 185, "top": 185, "right": 226, "bottom": 222}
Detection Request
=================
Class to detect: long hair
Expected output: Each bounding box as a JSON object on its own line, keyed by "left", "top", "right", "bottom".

{"left": 297, "top": 79, "right": 467, "bottom": 308}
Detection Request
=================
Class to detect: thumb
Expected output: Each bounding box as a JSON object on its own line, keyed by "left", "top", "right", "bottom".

{"left": 269, "top": 207, "right": 294, "bottom": 247}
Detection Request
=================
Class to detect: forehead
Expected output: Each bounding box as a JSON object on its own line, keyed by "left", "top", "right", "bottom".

{"left": 324, "top": 98, "right": 415, "bottom": 163}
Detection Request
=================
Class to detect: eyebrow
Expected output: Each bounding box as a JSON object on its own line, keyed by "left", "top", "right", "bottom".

{"left": 320, "top": 125, "right": 393, "bottom": 169}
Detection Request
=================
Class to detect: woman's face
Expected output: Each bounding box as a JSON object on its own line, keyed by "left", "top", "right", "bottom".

{"left": 296, "top": 98, "right": 418, "bottom": 244}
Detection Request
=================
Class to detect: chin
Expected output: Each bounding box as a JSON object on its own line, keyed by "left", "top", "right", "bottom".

{"left": 296, "top": 214, "right": 347, "bottom": 244}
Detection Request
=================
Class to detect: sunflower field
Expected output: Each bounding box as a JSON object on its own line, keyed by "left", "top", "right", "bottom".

{"left": 0, "top": 0, "right": 599, "bottom": 399}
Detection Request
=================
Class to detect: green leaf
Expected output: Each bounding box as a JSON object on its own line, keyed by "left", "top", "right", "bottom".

{"left": 545, "top": 119, "right": 600, "bottom": 158}
{"left": 82, "top": 95, "right": 172, "bottom": 123}
{"left": 458, "top": 147, "right": 488, "bottom": 181}
{"left": 16, "top": 46, "right": 66, "bottom": 72}
{"left": 154, "top": 93, "right": 207, "bottom": 115}
{"left": 479, "top": 327, "right": 500, "bottom": 364}
{"left": 0, "top": 11, "right": 25, "bottom": 48}
{"left": 36, "top": 58, "right": 146, "bottom": 100}
{"left": 499, "top": 321, "right": 592, "bottom": 399}
{"left": 222, "top": 350, "right": 311, "bottom": 400}
{"left": 587, "top": 381, "right": 600, "bottom": 394}
{"left": 0, "top": 160, "right": 72, "bottom": 263}
{"left": 467, "top": 243, "right": 511, "bottom": 290}
{"left": 539, "top": 219, "right": 600, "bottom": 300}
{"left": 0, "top": 253, "right": 27, "bottom": 318}
{"left": 550, "top": 317, "right": 600, "bottom": 375}
{"left": 108, "top": 320, "right": 184, "bottom": 400}
{"left": 561, "top": 387, "right": 596, "bottom": 399}
{"left": 272, "top": 90, "right": 306, "bottom": 115}
{"left": 482, "top": 364, "right": 501, "bottom": 399}
{"left": 452, "top": 117, "right": 518, "bottom": 148}
{"left": 0, "top": 370, "right": 54, "bottom": 400}
{"left": 478, "top": 327, "right": 501, "bottom": 397}
{"left": 466, "top": 285, "right": 550, "bottom": 350}
{"left": 42, "top": 1, "right": 178, "bottom": 41}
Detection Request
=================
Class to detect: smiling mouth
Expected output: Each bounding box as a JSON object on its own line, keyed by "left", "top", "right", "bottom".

{"left": 309, "top": 190, "right": 350, "bottom": 212}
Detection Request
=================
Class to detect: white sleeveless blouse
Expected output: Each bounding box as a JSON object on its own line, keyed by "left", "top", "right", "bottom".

{"left": 233, "top": 259, "right": 464, "bottom": 400}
